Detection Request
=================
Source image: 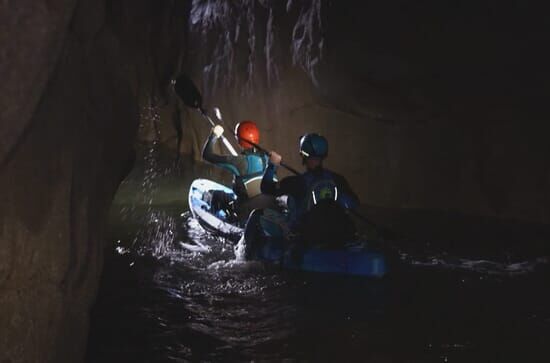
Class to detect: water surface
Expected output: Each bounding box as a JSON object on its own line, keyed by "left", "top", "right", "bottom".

{"left": 87, "top": 151, "right": 550, "bottom": 362}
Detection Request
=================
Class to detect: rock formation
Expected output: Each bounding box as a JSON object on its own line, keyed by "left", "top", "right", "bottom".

{"left": 0, "top": 1, "right": 189, "bottom": 361}
{"left": 181, "top": 1, "right": 550, "bottom": 223}
{"left": 1, "top": 0, "right": 549, "bottom": 362}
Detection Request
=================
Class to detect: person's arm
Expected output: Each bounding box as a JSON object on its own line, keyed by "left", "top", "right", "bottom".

{"left": 201, "top": 127, "right": 241, "bottom": 175}
{"left": 261, "top": 162, "right": 279, "bottom": 195}
{"left": 262, "top": 167, "right": 303, "bottom": 199}
{"left": 261, "top": 150, "right": 284, "bottom": 195}
{"left": 261, "top": 151, "right": 303, "bottom": 198}
{"left": 334, "top": 173, "right": 360, "bottom": 209}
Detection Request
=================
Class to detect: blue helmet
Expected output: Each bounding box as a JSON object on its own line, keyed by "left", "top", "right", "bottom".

{"left": 299, "top": 133, "right": 328, "bottom": 159}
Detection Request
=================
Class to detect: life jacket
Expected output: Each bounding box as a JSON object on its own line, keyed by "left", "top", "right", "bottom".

{"left": 234, "top": 151, "right": 268, "bottom": 199}
{"left": 299, "top": 169, "right": 356, "bottom": 245}
{"left": 301, "top": 169, "right": 340, "bottom": 213}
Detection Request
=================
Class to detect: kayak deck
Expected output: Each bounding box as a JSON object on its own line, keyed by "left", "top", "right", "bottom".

{"left": 188, "top": 178, "right": 388, "bottom": 277}
{"left": 188, "top": 179, "right": 243, "bottom": 237}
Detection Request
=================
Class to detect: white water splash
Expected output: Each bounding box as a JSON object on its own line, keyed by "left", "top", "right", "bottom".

{"left": 233, "top": 234, "right": 247, "bottom": 262}
{"left": 187, "top": 216, "right": 253, "bottom": 268}
{"left": 178, "top": 215, "right": 267, "bottom": 274}
{"left": 131, "top": 98, "right": 179, "bottom": 258}
{"left": 180, "top": 240, "right": 211, "bottom": 253}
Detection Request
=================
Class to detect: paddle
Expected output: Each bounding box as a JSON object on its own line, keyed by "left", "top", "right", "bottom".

{"left": 237, "top": 136, "right": 302, "bottom": 175}
{"left": 211, "top": 106, "right": 302, "bottom": 176}
{"left": 174, "top": 74, "right": 392, "bottom": 237}
{"left": 234, "top": 135, "right": 392, "bottom": 235}
{"left": 174, "top": 75, "right": 238, "bottom": 156}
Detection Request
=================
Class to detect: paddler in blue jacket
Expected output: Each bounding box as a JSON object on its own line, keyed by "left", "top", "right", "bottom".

{"left": 241, "top": 133, "right": 358, "bottom": 256}
{"left": 202, "top": 120, "right": 276, "bottom": 222}
{"left": 262, "top": 133, "right": 359, "bottom": 217}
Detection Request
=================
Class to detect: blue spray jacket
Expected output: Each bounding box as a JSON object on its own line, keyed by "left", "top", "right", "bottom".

{"left": 261, "top": 163, "right": 359, "bottom": 225}
{"left": 202, "top": 133, "right": 268, "bottom": 200}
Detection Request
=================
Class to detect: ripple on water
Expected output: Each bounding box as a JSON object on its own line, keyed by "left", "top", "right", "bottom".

{"left": 404, "top": 253, "right": 549, "bottom": 276}
{"left": 90, "top": 210, "right": 550, "bottom": 362}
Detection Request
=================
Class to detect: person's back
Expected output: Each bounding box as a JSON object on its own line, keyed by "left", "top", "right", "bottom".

{"left": 298, "top": 168, "right": 357, "bottom": 246}
{"left": 202, "top": 120, "right": 275, "bottom": 221}
{"left": 260, "top": 133, "right": 359, "bottom": 247}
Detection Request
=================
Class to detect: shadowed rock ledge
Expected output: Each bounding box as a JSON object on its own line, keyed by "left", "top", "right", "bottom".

{"left": 0, "top": 1, "right": 189, "bottom": 361}
{"left": 1, "top": 1, "right": 549, "bottom": 362}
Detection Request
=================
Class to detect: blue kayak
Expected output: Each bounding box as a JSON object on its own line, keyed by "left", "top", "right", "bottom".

{"left": 188, "top": 179, "right": 243, "bottom": 238}
{"left": 188, "top": 179, "right": 388, "bottom": 278}
{"left": 250, "top": 239, "right": 388, "bottom": 277}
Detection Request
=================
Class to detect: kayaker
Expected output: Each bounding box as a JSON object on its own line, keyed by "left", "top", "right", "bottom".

{"left": 202, "top": 120, "right": 276, "bottom": 222}
{"left": 240, "top": 133, "right": 358, "bottom": 255}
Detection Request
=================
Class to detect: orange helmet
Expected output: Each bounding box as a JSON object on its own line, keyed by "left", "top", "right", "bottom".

{"left": 235, "top": 121, "right": 260, "bottom": 149}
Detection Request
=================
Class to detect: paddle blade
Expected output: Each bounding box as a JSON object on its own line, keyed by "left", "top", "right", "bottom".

{"left": 174, "top": 74, "right": 203, "bottom": 109}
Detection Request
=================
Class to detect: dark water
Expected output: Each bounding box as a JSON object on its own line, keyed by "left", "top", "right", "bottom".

{"left": 87, "top": 201, "right": 550, "bottom": 363}
{"left": 85, "top": 149, "right": 550, "bottom": 362}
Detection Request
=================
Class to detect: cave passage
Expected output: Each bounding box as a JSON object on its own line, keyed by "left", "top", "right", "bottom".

{"left": 86, "top": 143, "right": 550, "bottom": 362}
{"left": 2, "top": 1, "right": 550, "bottom": 362}
{"left": 87, "top": 2, "right": 550, "bottom": 360}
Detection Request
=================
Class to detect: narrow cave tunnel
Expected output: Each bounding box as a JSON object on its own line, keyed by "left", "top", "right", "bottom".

{"left": 1, "top": 1, "right": 550, "bottom": 362}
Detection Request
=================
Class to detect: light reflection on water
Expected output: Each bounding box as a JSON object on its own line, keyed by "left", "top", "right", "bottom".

{"left": 87, "top": 203, "right": 550, "bottom": 362}
{"left": 88, "top": 136, "right": 550, "bottom": 361}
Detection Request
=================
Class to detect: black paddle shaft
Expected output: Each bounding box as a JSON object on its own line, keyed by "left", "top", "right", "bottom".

{"left": 174, "top": 74, "right": 387, "bottom": 234}
{"left": 236, "top": 136, "right": 301, "bottom": 175}
{"left": 239, "top": 136, "right": 387, "bottom": 231}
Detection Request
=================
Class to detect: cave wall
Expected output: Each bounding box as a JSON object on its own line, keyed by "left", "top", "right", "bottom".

{"left": 177, "top": 0, "right": 550, "bottom": 224}
{"left": 0, "top": 1, "right": 189, "bottom": 362}
{"left": 0, "top": 0, "right": 548, "bottom": 361}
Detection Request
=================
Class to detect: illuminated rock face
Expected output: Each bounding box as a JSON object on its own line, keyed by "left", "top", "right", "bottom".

{"left": 182, "top": 1, "right": 550, "bottom": 224}
{"left": 0, "top": 1, "right": 189, "bottom": 361}
{"left": 0, "top": 0, "right": 549, "bottom": 361}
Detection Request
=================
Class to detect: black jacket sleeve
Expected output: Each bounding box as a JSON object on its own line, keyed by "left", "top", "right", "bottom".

{"left": 261, "top": 163, "right": 278, "bottom": 195}
{"left": 261, "top": 163, "right": 305, "bottom": 200}
{"left": 202, "top": 133, "right": 234, "bottom": 164}
{"left": 333, "top": 173, "right": 360, "bottom": 207}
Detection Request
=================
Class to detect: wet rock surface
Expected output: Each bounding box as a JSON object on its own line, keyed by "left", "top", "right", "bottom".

{"left": 179, "top": 0, "right": 550, "bottom": 224}
{"left": 1, "top": 1, "right": 549, "bottom": 362}
{"left": 0, "top": 1, "right": 189, "bottom": 362}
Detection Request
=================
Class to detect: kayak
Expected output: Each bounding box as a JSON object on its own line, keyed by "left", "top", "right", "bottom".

{"left": 248, "top": 238, "right": 388, "bottom": 278}
{"left": 188, "top": 179, "right": 243, "bottom": 239}
{"left": 188, "top": 178, "right": 388, "bottom": 277}
{"left": 245, "top": 208, "right": 388, "bottom": 277}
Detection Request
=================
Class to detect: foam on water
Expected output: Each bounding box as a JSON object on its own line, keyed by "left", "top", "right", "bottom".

{"left": 233, "top": 234, "right": 247, "bottom": 262}
{"left": 401, "top": 251, "right": 549, "bottom": 276}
